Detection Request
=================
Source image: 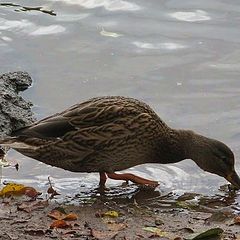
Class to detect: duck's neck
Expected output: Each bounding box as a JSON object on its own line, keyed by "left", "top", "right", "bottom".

{"left": 159, "top": 128, "right": 197, "bottom": 164}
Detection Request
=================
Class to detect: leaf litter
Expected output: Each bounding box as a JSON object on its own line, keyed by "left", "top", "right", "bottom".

{"left": 0, "top": 175, "right": 239, "bottom": 239}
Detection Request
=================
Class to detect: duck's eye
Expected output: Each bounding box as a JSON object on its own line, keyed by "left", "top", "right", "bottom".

{"left": 221, "top": 156, "right": 228, "bottom": 162}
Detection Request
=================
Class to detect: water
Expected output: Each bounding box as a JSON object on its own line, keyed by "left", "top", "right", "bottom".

{"left": 1, "top": 0, "right": 240, "bottom": 200}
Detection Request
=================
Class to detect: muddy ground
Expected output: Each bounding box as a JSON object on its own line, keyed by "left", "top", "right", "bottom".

{"left": 0, "top": 185, "right": 240, "bottom": 240}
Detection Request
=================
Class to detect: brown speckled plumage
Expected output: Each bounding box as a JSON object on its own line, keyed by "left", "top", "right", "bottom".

{"left": 1, "top": 96, "right": 240, "bottom": 189}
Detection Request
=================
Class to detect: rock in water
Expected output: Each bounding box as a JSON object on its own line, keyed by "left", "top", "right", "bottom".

{"left": 0, "top": 71, "right": 35, "bottom": 138}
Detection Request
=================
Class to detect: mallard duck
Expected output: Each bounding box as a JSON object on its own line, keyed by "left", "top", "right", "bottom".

{"left": 0, "top": 96, "right": 240, "bottom": 189}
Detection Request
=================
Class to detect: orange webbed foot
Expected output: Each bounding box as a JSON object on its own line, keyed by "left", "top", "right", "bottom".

{"left": 107, "top": 172, "right": 159, "bottom": 188}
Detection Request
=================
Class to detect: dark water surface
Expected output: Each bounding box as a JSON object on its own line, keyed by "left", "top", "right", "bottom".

{"left": 1, "top": 1, "right": 240, "bottom": 202}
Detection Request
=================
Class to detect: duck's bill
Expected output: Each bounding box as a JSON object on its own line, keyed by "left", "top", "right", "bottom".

{"left": 225, "top": 171, "right": 240, "bottom": 190}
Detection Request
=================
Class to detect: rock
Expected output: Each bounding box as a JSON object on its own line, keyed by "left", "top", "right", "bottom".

{"left": 0, "top": 71, "right": 35, "bottom": 139}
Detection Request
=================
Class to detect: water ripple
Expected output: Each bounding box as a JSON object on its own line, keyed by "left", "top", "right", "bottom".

{"left": 0, "top": 17, "right": 65, "bottom": 36}
{"left": 49, "top": 0, "right": 141, "bottom": 11}
{"left": 30, "top": 25, "right": 65, "bottom": 36}
{"left": 170, "top": 10, "right": 211, "bottom": 22}
{"left": 133, "top": 41, "right": 186, "bottom": 50}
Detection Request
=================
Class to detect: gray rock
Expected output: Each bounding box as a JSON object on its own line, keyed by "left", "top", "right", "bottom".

{"left": 0, "top": 71, "right": 35, "bottom": 139}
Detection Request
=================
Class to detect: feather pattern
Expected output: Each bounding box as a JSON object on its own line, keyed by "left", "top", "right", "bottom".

{"left": 0, "top": 96, "right": 173, "bottom": 172}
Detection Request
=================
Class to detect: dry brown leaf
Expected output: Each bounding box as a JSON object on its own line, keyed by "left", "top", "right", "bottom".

{"left": 234, "top": 216, "right": 240, "bottom": 224}
{"left": 48, "top": 209, "right": 66, "bottom": 220}
{"left": 235, "top": 234, "right": 240, "bottom": 240}
{"left": 50, "top": 219, "right": 71, "bottom": 229}
{"left": 107, "top": 223, "right": 127, "bottom": 231}
{"left": 91, "top": 229, "right": 118, "bottom": 239}
{"left": 24, "top": 187, "right": 40, "bottom": 198}
{"left": 48, "top": 209, "right": 78, "bottom": 221}
{"left": 47, "top": 177, "right": 60, "bottom": 199}
{"left": 64, "top": 213, "right": 78, "bottom": 221}
{"left": 47, "top": 186, "right": 60, "bottom": 198}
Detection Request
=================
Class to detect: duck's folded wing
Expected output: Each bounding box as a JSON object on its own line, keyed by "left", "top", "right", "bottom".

{"left": 11, "top": 97, "right": 142, "bottom": 139}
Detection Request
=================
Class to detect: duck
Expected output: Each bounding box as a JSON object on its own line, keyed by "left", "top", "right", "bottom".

{"left": 0, "top": 96, "right": 240, "bottom": 189}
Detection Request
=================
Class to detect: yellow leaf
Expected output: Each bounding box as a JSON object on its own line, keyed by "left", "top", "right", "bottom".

{"left": 0, "top": 183, "right": 39, "bottom": 197}
{"left": 143, "top": 227, "right": 168, "bottom": 237}
{"left": 104, "top": 210, "right": 119, "bottom": 218}
{"left": 0, "top": 183, "right": 25, "bottom": 196}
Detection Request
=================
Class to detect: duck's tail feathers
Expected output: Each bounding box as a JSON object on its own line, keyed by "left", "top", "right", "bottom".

{"left": 0, "top": 137, "right": 33, "bottom": 149}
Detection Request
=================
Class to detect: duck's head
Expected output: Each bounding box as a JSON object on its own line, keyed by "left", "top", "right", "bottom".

{"left": 188, "top": 133, "right": 240, "bottom": 189}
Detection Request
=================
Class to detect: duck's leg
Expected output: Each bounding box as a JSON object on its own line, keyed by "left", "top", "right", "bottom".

{"left": 99, "top": 172, "right": 107, "bottom": 187}
{"left": 107, "top": 172, "right": 159, "bottom": 188}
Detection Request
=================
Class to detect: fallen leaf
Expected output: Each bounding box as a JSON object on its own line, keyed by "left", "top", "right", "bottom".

{"left": 100, "top": 27, "right": 123, "bottom": 38}
{"left": 235, "top": 234, "right": 240, "bottom": 240}
{"left": 18, "top": 200, "right": 48, "bottom": 213}
{"left": 47, "top": 177, "right": 60, "bottom": 199}
{"left": 91, "top": 229, "right": 118, "bottom": 239}
{"left": 0, "top": 183, "right": 40, "bottom": 198}
{"left": 64, "top": 213, "right": 78, "bottom": 221}
{"left": 48, "top": 209, "right": 78, "bottom": 221}
{"left": 143, "top": 227, "right": 168, "bottom": 237}
{"left": 104, "top": 210, "right": 119, "bottom": 218}
{"left": 185, "top": 227, "right": 223, "bottom": 240}
{"left": 234, "top": 216, "right": 240, "bottom": 224}
{"left": 24, "top": 187, "right": 40, "bottom": 198}
{"left": 48, "top": 209, "right": 65, "bottom": 220}
{"left": 107, "top": 223, "right": 127, "bottom": 231}
{"left": 47, "top": 186, "right": 60, "bottom": 198}
{"left": 50, "top": 219, "right": 71, "bottom": 229}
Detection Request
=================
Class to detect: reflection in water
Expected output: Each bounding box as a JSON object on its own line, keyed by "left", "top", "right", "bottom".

{"left": 61, "top": 182, "right": 240, "bottom": 217}
{"left": 170, "top": 10, "right": 211, "bottom": 22}
{"left": 49, "top": 0, "right": 141, "bottom": 11}
{"left": 0, "top": 3, "right": 56, "bottom": 16}
{"left": 30, "top": 25, "right": 65, "bottom": 36}
{"left": 0, "top": 17, "right": 65, "bottom": 36}
{"left": 56, "top": 13, "right": 90, "bottom": 22}
{"left": 0, "top": 18, "right": 32, "bottom": 31}
{"left": 133, "top": 41, "right": 186, "bottom": 50}
{"left": 1, "top": 36, "right": 12, "bottom": 42}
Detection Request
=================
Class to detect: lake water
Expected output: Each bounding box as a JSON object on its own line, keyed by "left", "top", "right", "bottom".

{"left": 1, "top": 0, "right": 240, "bottom": 200}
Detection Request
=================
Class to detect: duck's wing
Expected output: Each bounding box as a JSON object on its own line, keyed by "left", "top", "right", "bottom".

{"left": 11, "top": 96, "right": 157, "bottom": 140}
